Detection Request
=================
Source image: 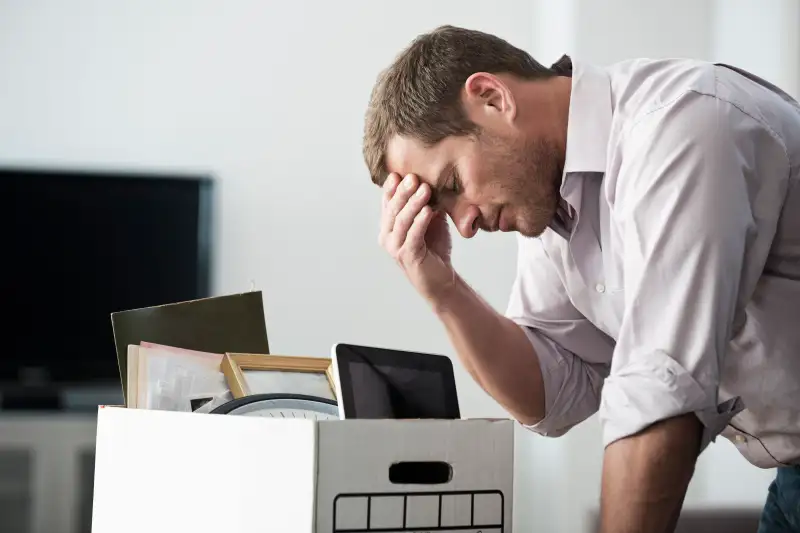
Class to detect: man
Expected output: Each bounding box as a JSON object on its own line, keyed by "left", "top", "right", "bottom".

{"left": 361, "top": 25, "right": 800, "bottom": 532}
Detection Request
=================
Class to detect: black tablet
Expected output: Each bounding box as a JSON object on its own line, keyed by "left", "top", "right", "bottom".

{"left": 331, "top": 343, "right": 461, "bottom": 420}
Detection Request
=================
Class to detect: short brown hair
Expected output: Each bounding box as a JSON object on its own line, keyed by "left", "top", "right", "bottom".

{"left": 362, "top": 25, "right": 568, "bottom": 186}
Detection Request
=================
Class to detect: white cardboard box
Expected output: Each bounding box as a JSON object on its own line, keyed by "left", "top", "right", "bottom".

{"left": 91, "top": 406, "right": 514, "bottom": 533}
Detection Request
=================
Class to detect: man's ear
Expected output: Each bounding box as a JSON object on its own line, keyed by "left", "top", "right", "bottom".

{"left": 463, "top": 72, "right": 516, "bottom": 123}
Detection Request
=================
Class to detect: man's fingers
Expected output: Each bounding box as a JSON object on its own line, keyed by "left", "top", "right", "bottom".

{"left": 400, "top": 205, "right": 435, "bottom": 261}
{"left": 379, "top": 173, "right": 401, "bottom": 240}
{"left": 378, "top": 173, "right": 435, "bottom": 265}
{"left": 390, "top": 174, "right": 420, "bottom": 212}
{"left": 382, "top": 173, "right": 401, "bottom": 208}
{"left": 381, "top": 173, "right": 420, "bottom": 238}
{"left": 391, "top": 182, "right": 430, "bottom": 242}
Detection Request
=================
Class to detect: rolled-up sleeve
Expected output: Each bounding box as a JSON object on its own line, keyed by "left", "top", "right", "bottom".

{"left": 506, "top": 235, "right": 614, "bottom": 437}
{"left": 600, "top": 92, "right": 784, "bottom": 451}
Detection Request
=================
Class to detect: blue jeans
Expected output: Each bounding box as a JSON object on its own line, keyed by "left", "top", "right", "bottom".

{"left": 757, "top": 465, "right": 800, "bottom": 532}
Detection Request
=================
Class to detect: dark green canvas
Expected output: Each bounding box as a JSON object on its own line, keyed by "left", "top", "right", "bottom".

{"left": 110, "top": 291, "right": 270, "bottom": 402}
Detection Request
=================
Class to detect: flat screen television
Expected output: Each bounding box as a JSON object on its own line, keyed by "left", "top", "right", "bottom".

{"left": 1, "top": 167, "right": 214, "bottom": 393}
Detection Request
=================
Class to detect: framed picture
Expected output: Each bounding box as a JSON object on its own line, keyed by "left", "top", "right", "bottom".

{"left": 221, "top": 353, "right": 337, "bottom": 401}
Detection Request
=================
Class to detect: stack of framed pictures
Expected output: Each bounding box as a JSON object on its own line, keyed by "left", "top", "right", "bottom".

{"left": 111, "top": 291, "right": 460, "bottom": 422}
{"left": 213, "top": 353, "right": 339, "bottom": 420}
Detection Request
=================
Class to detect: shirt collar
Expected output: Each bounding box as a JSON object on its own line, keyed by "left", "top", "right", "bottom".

{"left": 547, "top": 60, "right": 613, "bottom": 238}
{"left": 562, "top": 60, "right": 614, "bottom": 176}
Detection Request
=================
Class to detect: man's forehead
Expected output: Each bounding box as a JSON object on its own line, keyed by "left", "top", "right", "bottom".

{"left": 385, "top": 135, "right": 447, "bottom": 186}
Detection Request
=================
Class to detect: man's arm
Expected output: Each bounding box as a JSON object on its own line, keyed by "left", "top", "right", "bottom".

{"left": 436, "top": 233, "right": 614, "bottom": 434}
{"left": 433, "top": 271, "right": 546, "bottom": 425}
{"left": 600, "top": 414, "right": 702, "bottom": 533}
{"left": 379, "top": 173, "right": 609, "bottom": 434}
{"left": 598, "top": 91, "right": 787, "bottom": 531}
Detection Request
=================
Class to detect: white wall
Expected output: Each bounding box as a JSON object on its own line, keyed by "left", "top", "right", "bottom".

{"left": 711, "top": 0, "right": 800, "bottom": 100}
{"left": 2, "top": 1, "right": 795, "bottom": 532}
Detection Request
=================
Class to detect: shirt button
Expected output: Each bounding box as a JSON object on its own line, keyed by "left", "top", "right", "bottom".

{"left": 734, "top": 434, "right": 746, "bottom": 444}
{"left": 595, "top": 283, "right": 606, "bottom": 293}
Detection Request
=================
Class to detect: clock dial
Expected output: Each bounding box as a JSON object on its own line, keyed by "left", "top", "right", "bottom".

{"left": 210, "top": 393, "right": 340, "bottom": 420}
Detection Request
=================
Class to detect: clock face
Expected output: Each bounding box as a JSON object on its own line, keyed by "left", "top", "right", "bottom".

{"left": 212, "top": 394, "right": 340, "bottom": 420}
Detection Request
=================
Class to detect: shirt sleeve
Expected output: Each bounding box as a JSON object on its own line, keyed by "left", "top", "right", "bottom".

{"left": 506, "top": 234, "right": 615, "bottom": 437}
{"left": 600, "top": 91, "right": 784, "bottom": 451}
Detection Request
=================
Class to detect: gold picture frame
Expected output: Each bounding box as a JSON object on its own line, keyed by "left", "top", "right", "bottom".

{"left": 221, "top": 353, "right": 337, "bottom": 401}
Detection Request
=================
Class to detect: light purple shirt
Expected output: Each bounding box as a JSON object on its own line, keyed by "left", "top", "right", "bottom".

{"left": 505, "top": 58, "right": 800, "bottom": 469}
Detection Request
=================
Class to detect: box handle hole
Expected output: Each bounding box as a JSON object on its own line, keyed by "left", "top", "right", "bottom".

{"left": 389, "top": 461, "right": 453, "bottom": 485}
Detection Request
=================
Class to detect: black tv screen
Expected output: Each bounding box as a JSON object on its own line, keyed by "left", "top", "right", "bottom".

{"left": 1, "top": 167, "right": 214, "bottom": 387}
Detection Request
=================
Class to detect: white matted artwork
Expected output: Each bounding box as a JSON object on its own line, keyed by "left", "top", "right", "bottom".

{"left": 221, "top": 353, "right": 337, "bottom": 401}
{"left": 128, "top": 343, "right": 232, "bottom": 412}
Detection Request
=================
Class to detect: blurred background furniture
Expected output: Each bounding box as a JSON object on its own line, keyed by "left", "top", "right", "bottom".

{"left": 0, "top": 413, "right": 99, "bottom": 533}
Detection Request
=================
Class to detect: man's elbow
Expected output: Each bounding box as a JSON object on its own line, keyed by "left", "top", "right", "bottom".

{"left": 513, "top": 411, "right": 544, "bottom": 427}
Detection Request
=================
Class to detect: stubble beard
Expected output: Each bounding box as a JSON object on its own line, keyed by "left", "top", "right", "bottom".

{"left": 489, "top": 134, "right": 563, "bottom": 238}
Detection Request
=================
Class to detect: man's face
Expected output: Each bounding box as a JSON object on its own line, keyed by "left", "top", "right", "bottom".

{"left": 385, "top": 128, "right": 563, "bottom": 239}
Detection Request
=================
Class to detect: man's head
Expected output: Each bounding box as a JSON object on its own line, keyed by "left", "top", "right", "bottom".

{"left": 363, "top": 25, "right": 572, "bottom": 238}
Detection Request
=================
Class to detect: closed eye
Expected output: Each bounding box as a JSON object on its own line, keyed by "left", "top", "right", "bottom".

{"left": 449, "top": 167, "right": 462, "bottom": 195}
{"left": 428, "top": 166, "right": 462, "bottom": 210}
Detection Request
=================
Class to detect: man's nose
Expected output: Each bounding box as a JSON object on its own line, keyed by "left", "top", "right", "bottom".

{"left": 451, "top": 204, "right": 480, "bottom": 239}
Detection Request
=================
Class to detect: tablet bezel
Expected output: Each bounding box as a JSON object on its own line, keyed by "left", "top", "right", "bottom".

{"left": 331, "top": 343, "right": 461, "bottom": 420}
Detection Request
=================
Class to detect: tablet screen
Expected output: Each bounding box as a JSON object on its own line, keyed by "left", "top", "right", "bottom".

{"left": 348, "top": 362, "right": 451, "bottom": 419}
{"left": 333, "top": 343, "right": 460, "bottom": 419}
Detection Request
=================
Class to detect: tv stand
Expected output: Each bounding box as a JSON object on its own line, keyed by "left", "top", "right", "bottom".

{"left": 0, "top": 383, "right": 123, "bottom": 413}
{"left": 0, "top": 383, "right": 122, "bottom": 532}
{"left": 0, "top": 385, "right": 63, "bottom": 411}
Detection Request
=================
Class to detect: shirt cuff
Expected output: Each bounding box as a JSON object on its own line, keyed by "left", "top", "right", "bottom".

{"left": 517, "top": 325, "right": 603, "bottom": 438}
{"left": 599, "top": 350, "right": 745, "bottom": 452}
{"left": 519, "top": 326, "right": 568, "bottom": 437}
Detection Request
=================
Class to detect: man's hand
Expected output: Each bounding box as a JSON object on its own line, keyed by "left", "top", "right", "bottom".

{"left": 379, "top": 172, "right": 456, "bottom": 307}
{"left": 377, "top": 172, "right": 547, "bottom": 425}
{"left": 600, "top": 413, "right": 703, "bottom": 533}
